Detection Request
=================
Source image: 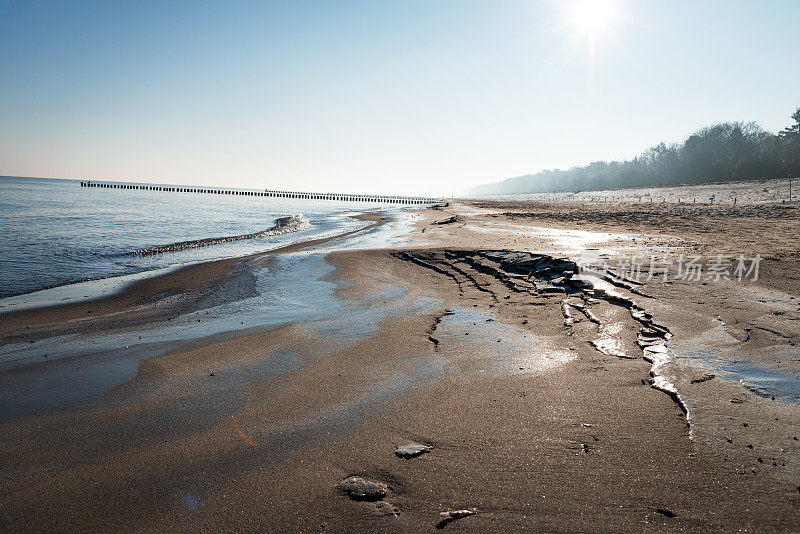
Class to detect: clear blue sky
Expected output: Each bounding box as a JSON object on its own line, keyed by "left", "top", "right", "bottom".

{"left": 0, "top": 0, "right": 798, "bottom": 195}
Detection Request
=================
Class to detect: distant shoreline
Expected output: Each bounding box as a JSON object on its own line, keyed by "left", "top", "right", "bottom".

{"left": 464, "top": 176, "right": 797, "bottom": 205}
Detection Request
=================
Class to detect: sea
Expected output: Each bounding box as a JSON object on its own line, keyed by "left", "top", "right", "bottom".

{"left": 0, "top": 176, "right": 392, "bottom": 301}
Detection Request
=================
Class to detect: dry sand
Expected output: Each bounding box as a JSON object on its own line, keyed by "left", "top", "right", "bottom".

{"left": 1, "top": 200, "right": 799, "bottom": 532}
{"left": 478, "top": 177, "right": 797, "bottom": 206}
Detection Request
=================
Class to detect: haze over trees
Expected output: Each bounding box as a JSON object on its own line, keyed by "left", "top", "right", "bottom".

{"left": 470, "top": 108, "right": 800, "bottom": 195}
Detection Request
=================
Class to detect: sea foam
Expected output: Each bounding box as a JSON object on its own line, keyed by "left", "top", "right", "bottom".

{"left": 133, "top": 214, "right": 310, "bottom": 256}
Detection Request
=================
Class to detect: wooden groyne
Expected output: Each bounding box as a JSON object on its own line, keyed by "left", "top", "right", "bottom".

{"left": 79, "top": 181, "right": 438, "bottom": 205}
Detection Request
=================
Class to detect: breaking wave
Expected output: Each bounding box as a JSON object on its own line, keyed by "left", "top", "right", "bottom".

{"left": 132, "top": 214, "right": 311, "bottom": 256}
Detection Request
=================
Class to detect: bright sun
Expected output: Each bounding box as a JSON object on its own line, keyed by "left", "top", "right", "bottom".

{"left": 564, "top": 0, "right": 621, "bottom": 45}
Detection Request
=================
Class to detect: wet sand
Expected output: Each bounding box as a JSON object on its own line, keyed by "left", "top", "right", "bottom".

{"left": 1, "top": 202, "right": 799, "bottom": 532}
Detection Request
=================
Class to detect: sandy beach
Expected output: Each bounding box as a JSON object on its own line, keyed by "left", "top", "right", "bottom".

{"left": 3, "top": 0, "right": 799, "bottom": 530}
{"left": 1, "top": 201, "right": 799, "bottom": 532}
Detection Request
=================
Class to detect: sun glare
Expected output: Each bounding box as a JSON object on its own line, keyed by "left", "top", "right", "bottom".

{"left": 563, "top": 0, "right": 622, "bottom": 49}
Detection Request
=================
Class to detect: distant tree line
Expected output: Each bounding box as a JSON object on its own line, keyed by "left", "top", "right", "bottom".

{"left": 470, "top": 107, "right": 800, "bottom": 195}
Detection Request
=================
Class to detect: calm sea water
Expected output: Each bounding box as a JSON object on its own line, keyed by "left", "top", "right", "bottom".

{"left": 0, "top": 176, "right": 384, "bottom": 299}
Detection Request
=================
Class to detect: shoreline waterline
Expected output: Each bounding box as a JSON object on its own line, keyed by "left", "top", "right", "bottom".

{"left": 0, "top": 210, "right": 399, "bottom": 317}
{"left": 0, "top": 176, "right": 407, "bottom": 299}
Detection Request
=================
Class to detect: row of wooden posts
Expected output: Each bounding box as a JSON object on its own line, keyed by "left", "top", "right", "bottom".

{"left": 79, "top": 181, "right": 438, "bottom": 205}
